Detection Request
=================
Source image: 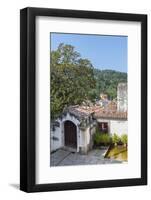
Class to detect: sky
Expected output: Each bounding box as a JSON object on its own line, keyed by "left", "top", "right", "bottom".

{"left": 50, "top": 33, "right": 127, "bottom": 73}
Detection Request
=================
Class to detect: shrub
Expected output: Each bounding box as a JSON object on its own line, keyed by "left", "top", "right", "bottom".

{"left": 112, "top": 133, "right": 120, "bottom": 145}
{"left": 121, "top": 134, "right": 128, "bottom": 145}
{"left": 100, "top": 134, "right": 111, "bottom": 145}
{"left": 94, "top": 132, "right": 111, "bottom": 146}
{"left": 94, "top": 133, "right": 101, "bottom": 145}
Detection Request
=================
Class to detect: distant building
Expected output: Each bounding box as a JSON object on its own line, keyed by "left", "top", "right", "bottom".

{"left": 100, "top": 93, "right": 108, "bottom": 100}
{"left": 96, "top": 93, "right": 109, "bottom": 107}
{"left": 51, "top": 83, "right": 128, "bottom": 154}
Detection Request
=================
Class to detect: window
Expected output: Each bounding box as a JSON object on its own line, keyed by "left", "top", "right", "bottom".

{"left": 98, "top": 122, "right": 108, "bottom": 133}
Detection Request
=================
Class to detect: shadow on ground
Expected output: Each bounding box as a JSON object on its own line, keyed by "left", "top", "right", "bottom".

{"left": 9, "top": 183, "right": 19, "bottom": 190}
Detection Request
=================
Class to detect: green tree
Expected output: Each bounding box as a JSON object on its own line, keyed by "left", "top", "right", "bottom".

{"left": 51, "top": 43, "right": 96, "bottom": 119}
{"left": 93, "top": 69, "right": 127, "bottom": 100}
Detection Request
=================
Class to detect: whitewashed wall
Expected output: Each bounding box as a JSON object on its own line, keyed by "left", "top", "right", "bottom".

{"left": 97, "top": 118, "right": 128, "bottom": 136}
{"left": 50, "top": 113, "right": 81, "bottom": 152}
{"left": 79, "top": 130, "right": 87, "bottom": 153}
{"left": 110, "top": 120, "right": 128, "bottom": 136}
{"left": 81, "top": 127, "right": 90, "bottom": 153}
{"left": 50, "top": 120, "right": 62, "bottom": 152}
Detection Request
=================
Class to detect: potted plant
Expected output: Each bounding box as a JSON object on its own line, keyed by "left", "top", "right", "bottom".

{"left": 121, "top": 134, "right": 128, "bottom": 148}
{"left": 112, "top": 133, "right": 120, "bottom": 146}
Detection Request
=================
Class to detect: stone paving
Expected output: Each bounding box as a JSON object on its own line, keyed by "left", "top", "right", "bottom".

{"left": 50, "top": 148, "right": 123, "bottom": 167}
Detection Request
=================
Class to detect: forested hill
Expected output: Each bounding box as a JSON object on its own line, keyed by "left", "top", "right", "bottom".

{"left": 92, "top": 69, "right": 127, "bottom": 100}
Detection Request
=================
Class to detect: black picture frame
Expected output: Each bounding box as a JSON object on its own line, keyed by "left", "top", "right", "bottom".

{"left": 20, "top": 7, "right": 147, "bottom": 192}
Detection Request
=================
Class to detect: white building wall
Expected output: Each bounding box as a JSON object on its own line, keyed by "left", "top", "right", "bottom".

{"left": 96, "top": 118, "right": 127, "bottom": 136}
{"left": 50, "top": 119, "right": 62, "bottom": 152}
{"left": 51, "top": 113, "right": 128, "bottom": 153}
{"left": 85, "top": 127, "right": 90, "bottom": 146}
{"left": 79, "top": 130, "right": 85, "bottom": 146}
{"left": 79, "top": 130, "right": 87, "bottom": 152}
{"left": 79, "top": 127, "right": 92, "bottom": 153}
{"left": 117, "top": 83, "right": 127, "bottom": 112}
{"left": 50, "top": 113, "right": 81, "bottom": 152}
{"left": 110, "top": 120, "right": 128, "bottom": 136}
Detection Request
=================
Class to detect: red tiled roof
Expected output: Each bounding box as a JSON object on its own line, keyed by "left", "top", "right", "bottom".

{"left": 67, "top": 101, "right": 127, "bottom": 120}
{"left": 66, "top": 105, "right": 101, "bottom": 118}
{"left": 94, "top": 110, "right": 127, "bottom": 119}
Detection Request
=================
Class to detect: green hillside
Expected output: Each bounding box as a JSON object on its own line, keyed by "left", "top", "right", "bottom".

{"left": 90, "top": 69, "right": 127, "bottom": 100}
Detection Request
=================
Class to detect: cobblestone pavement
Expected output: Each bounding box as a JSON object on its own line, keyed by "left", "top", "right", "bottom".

{"left": 50, "top": 148, "right": 123, "bottom": 166}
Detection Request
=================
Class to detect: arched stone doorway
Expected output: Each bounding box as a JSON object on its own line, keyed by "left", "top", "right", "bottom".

{"left": 64, "top": 120, "right": 77, "bottom": 148}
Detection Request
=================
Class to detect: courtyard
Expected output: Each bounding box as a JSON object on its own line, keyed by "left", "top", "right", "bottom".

{"left": 50, "top": 148, "right": 124, "bottom": 167}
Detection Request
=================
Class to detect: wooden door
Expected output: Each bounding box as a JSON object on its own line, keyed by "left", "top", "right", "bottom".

{"left": 64, "top": 121, "right": 77, "bottom": 148}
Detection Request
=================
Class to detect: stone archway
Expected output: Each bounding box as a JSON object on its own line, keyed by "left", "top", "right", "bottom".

{"left": 64, "top": 120, "right": 77, "bottom": 148}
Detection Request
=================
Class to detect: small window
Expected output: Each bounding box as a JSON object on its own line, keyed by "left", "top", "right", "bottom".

{"left": 98, "top": 122, "right": 108, "bottom": 133}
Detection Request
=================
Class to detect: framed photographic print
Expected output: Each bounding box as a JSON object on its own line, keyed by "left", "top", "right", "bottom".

{"left": 20, "top": 7, "right": 147, "bottom": 192}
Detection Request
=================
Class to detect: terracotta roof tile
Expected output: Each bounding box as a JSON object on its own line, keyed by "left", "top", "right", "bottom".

{"left": 94, "top": 110, "right": 127, "bottom": 119}
{"left": 66, "top": 102, "right": 127, "bottom": 120}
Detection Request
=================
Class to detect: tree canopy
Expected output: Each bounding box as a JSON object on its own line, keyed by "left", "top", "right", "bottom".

{"left": 51, "top": 43, "right": 96, "bottom": 119}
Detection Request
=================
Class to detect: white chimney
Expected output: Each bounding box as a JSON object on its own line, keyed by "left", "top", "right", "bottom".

{"left": 117, "top": 83, "right": 127, "bottom": 112}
